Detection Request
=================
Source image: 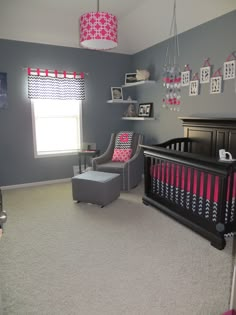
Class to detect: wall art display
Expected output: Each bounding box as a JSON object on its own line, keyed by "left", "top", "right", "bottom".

{"left": 138, "top": 103, "right": 153, "bottom": 117}
{"left": 223, "top": 60, "right": 235, "bottom": 80}
{"left": 189, "top": 80, "right": 199, "bottom": 96}
{"left": 200, "top": 58, "right": 211, "bottom": 84}
{"left": 181, "top": 71, "right": 190, "bottom": 86}
{"left": 111, "top": 87, "right": 123, "bottom": 100}
{"left": 200, "top": 66, "right": 211, "bottom": 84}
{"left": 210, "top": 76, "right": 222, "bottom": 94}
{"left": 0, "top": 72, "right": 7, "bottom": 109}
{"left": 181, "top": 64, "right": 191, "bottom": 86}
{"left": 125, "top": 73, "right": 137, "bottom": 85}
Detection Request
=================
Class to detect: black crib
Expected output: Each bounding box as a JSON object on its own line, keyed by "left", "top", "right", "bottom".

{"left": 141, "top": 117, "right": 236, "bottom": 249}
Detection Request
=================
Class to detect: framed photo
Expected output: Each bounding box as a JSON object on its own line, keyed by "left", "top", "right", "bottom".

{"left": 181, "top": 70, "right": 191, "bottom": 86}
{"left": 189, "top": 80, "right": 199, "bottom": 96}
{"left": 138, "top": 103, "right": 153, "bottom": 117}
{"left": 200, "top": 66, "right": 211, "bottom": 83}
{"left": 210, "top": 76, "right": 222, "bottom": 94}
{"left": 0, "top": 72, "right": 8, "bottom": 109}
{"left": 223, "top": 60, "right": 235, "bottom": 80}
{"left": 111, "top": 87, "right": 123, "bottom": 100}
{"left": 125, "top": 73, "right": 137, "bottom": 85}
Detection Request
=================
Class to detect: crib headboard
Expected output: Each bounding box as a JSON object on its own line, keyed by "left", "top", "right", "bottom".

{"left": 179, "top": 117, "right": 236, "bottom": 158}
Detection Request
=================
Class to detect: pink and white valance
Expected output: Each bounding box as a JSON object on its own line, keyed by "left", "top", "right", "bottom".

{"left": 27, "top": 68, "right": 85, "bottom": 100}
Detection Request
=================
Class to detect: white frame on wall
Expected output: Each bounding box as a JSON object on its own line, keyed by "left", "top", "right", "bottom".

{"left": 210, "top": 76, "right": 222, "bottom": 94}
{"left": 200, "top": 66, "right": 211, "bottom": 84}
{"left": 189, "top": 80, "right": 199, "bottom": 96}
{"left": 181, "top": 70, "right": 191, "bottom": 86}
{"left": 223, "top": 60, "right": 235, "bottom": 80}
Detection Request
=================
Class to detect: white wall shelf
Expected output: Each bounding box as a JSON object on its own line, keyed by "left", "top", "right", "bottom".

{"left": 122, "top": 117, "right": 156, "bottom": 120}
{"left": 107, "top": 100, "right": 138, "bottom": 103}
{"left": 122, "top": 80, "right": 156, "bottom": 88}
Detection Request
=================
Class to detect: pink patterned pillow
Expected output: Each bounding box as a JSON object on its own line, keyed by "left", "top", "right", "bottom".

{"left": 112, "top": 148, "right": 132, "bottom": 162}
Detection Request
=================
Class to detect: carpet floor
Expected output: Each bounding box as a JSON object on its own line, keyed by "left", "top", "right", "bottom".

{"left": 0, "top": 181, "right": 235, "bottom": 315}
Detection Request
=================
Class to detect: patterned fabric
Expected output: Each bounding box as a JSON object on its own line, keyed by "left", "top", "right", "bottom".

{"left": 112, "top": 148, "right": 132, "bottom": 162}
{"left": 28, "top": 75, "right": 85, "bottom": 100}
{"left": 112, "top": 131, "right": 133, "bottom": 162}
{"left": 115, "top": 131, "right": 133, "bottom": 149}
{"left": 80, "top": 12, "right": 117, "bottom": 47}
{"left": 150, "top": 163, "right": 236, "bottom": 225}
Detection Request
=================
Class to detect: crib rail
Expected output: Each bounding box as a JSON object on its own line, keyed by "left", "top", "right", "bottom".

{"left": 141, "top": 145, "right": 236, "bottom": 249}
{"left": 153, "top": 137, "right": 193, "bottom": 152}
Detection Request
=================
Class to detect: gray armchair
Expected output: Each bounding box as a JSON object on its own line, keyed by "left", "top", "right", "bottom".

{"left": 92, "top": 133, "right": 144, "bottom": 191}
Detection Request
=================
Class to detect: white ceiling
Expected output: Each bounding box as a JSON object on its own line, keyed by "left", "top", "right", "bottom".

{"left": 0, "top": 0, "right": 236, "bottom": 55}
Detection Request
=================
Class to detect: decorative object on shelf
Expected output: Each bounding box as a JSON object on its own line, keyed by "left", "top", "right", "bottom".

{"left": 125, "top": 73, "right": 137, "bottom": 85}
{"left": 111, "top": 87, "right": 123, "bottom": 100}
{"left": 210, "top": 68, "right": 222, "bottom": 94}
{"left": 181, "top": 64, "right": 191, "bottom": 86}
{"left": 123, "top": 104, "right": 137, "bottom": 117}
{"left": 200, "top": 58, "right": 211, "bottom": 84}
{"left": 162, "top": 0, "right": 181, "bottom": 111}
{"left": 138, "top": 103, "right": 153, "bottom": 117}
{"left": 189, "top": 73, "right": 200, "bottom": 96}
{"left": 223, "top": 53, "right": 236, "bottom": 80}
{"left": 79, "top": 0, "right": 118, "bottom": 50}
{"left": 136, "top": 69, "right": 150, "bottom": 81}
{"left": 0, "top": 72, "right": 8, "bottom": 109}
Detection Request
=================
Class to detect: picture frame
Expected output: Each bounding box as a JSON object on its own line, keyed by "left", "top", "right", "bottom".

{"left": 189, "top": 80, "right": 199, "bottom": 96}
{"left": 181, "top": 70, "right": 191, "bottom": 86}
{"left": 0, "top": 72, "right": 8, "bottom": 109}
{"left": 210, "top": 76, "right": 222, "bottom": 94}
{"left": 111, "top": 87, "right": 123, "bottom": 100}
{"left": 125, "top": 73, "right": 137, "bottom": 85}
{"left": 138, "top": 103, "right": 153, "bottom": 117}
{"left": 200, "top": 66, "right": 211, "bottom": 83}
{"left": 223, "top": 60, "right": 235, "bottom": 80}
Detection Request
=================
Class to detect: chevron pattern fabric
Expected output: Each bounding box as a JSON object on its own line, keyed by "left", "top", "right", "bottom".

{"left": 28, "top": 76, "right": 85, "bottom": 100}
{"left": 112, "top": 132, "right": 134, "bottom": 162}
{"left": 114, "top": 132, "right": 134, "bottom": 149}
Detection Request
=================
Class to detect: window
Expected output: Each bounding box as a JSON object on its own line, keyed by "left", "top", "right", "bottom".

{"left": 31, "top": 99, "right": 82, "bottom": 157}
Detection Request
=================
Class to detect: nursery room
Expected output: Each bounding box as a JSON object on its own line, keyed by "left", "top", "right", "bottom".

{"left": 0, "top": 0, "right": 236, "bottom": 314}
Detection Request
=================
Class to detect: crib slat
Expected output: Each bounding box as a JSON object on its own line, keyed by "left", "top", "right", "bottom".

{"left": 210, "top": 174, "right": 216, "bottom": 222}
{"left": 159, "top": 159, "right": 163, "bottom": 197}
{"left": 227, "top": 172, "right": 234, "bottom": 224}
{"left": 152, "top": 157, "right": 156, "bottom": 194}
{"left": 203, "top": 172, "right": 208, "bottom": 219}
{"left": 183, "top": 165, "right": 188, "bottom": 209}
{"left": 189, "top": 168, "right": 194, "bottom": 211}
{"left": 163, "top": 160, "right": 167, "bottom": 198}
{"left": 178, "top": 164, "right": 182, "bottom": 206}
{"left": 196, "top": 170, "right": 201, "bottom": 216}
{"left": 173, "top": 163, "right": 177, "bottom": 203}
{"left": 167, "top": 161, "right": 171, "bottom": 201}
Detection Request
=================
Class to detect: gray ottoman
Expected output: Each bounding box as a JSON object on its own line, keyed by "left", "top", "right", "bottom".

{"left": 72, "top": 171, "right": 120, "bottom": 207}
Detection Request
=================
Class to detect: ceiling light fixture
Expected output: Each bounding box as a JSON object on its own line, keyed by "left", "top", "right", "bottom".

{"left": 79, "top": 0, "right": 118, "bottom": 50}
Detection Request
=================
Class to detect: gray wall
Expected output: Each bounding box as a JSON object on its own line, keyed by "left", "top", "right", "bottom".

{"left": 1, "top": 10, "right": 236, "bottom": 186}
{"left": 132, "top": 10, "right": 236, "bottom": 144}
{"left": 0, "top": 40, "right": 132, "bottom": 185}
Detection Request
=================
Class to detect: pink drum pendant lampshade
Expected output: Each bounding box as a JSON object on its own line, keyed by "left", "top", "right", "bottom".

{"left": 80, "top": 12, "right": 118, "bottom": 50}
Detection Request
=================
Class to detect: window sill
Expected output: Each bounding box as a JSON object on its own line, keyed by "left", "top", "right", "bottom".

{"left": 34, "top": 151, "right": 79, "bottom": 158}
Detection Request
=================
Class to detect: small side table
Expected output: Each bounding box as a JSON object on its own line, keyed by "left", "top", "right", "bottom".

{"left": 77, "top": 149, "right": 100, "bottom": 174}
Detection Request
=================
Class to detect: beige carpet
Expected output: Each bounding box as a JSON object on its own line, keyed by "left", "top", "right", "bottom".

{"left": 0, "top": 181, "right": 234, "bottom": 315}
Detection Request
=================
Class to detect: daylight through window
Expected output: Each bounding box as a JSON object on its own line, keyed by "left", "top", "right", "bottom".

{"left": 31, "top": 99, "right": 82, "bottom": 157}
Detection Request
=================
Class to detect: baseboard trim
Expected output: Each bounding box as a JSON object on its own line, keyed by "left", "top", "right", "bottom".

{"left": 1, "top": 178, "right": 71, "bottom": 190}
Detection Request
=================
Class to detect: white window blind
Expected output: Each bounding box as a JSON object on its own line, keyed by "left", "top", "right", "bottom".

{"left": 31, "top": 99, "right": 82, "bottom": 157}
